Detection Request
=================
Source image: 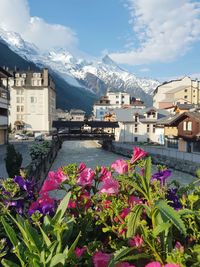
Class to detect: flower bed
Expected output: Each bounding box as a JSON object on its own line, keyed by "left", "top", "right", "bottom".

{"left": 0, "top": 147, "right": 200, "bottom": 266}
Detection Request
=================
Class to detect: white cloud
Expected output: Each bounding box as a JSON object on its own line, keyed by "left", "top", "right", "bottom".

{"left": 110, "top": 0, "right": 200, "bottom": 65}
{"left": 0, "top": 0, "right": 78, "bottom": 51}
{"left": 139, "top": 68, "right": 150, "bottom": 72}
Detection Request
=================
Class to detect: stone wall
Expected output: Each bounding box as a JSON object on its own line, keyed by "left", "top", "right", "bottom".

{"left": 107, "top": 142, "right": 200, "bottom": 176}
{"left": 26, "top": 138, "right": 62, "bottom": 187}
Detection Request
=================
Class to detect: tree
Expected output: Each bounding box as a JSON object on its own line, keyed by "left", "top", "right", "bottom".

{"left": 4, "top": 143, "right": 23, "bottom": 177}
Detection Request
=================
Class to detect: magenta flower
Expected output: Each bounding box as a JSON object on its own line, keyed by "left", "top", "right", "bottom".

{"left": 115, "top": 262, "right": 135, "bottom": 267}
{"left": 78, "top": 162, "right": 86, "bottom": 172}
{"left": 165, "top": 265, "right": 181, "bottom": 267}
{"left": 93, "top": 251, "right": 112, "bottom": 267}
{"left": 39, "top": 178, "right": 59, "bottom": 195}
{"left": 48, "top": 169, "right": 67, "bottom": 183}
{"left": 128, "top": 195, "right": 142, "bottom": 206}
{"left": 77, "top": 168, "right": 95, "bottom": 186}
{"left": 100, "top": 166, "right": 112, "bottom": 181}
{"left": 175, "top": 241, "right": 184, "bottom": 253}
{"left": 145, "top": 262, "right": 161, "bottom": 267}
{"left": 130, "top": 147, "right": 148, "bottom": 164}
{"left": 29, "top": 194, "right": 55, "bottom": 215}
{"left": 111, "top": 159, "right": 128, "bottom": 174}
{"left": 68, "top": 200, "right": 77, "bottom": 209}
{"left": 75, "top": 247, "right": 87, "bottom": 258}
{"left": 120, "top": 208, "right": 130, "bottom": 219}
{"left": 99, "top": 178, "right": 119, "bottom": 195}
{"left": 129, "top": 234, "right": 143, "bottom": 248}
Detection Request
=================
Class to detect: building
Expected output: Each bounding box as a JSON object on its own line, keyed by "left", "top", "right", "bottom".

{"left": 114, "top": 107, "right": 169, "bottom": 144}
{"left": 93, "top": 91, "right": 145, "bottom": 120}
{"left": 153, "top": 77, "right": 200, "bottom": 109}
{"left": 0, "top": 67, "right": 12, "bottom": 145}
{"left": 56, "top": 109, "right": 70, "bottom": 121}
{"left": 158, "top": 111, "right": 200, "bottom": 153}
{"left": 70, "top": 109, "right": 86, "bottom": 121}
{"left": 8, "top": 68, "right": 56, "bottom": 133}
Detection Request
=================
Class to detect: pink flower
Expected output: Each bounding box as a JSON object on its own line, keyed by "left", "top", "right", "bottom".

{"left": 99, "top": 178, "right": 119, "bottom": 195}
{"left": 164, "top": 264, "right": 181, "bottom": 267}
{"left": 115, "top": 262, "right": 135, "bottom": 267}
{"left": 54, "top": 168, "right": 67, "bottom": 183}
{"left": 175, "top": 241, "right": 184, "bottom": 253}
{"left": 75, "top": 247, "right": 86, "bottom": 258}
{"left": 111, "top": 159, "right": 128, "bottom": 174}
{"left": 130, "top": 147, "right": 148, "bottom": 164}
{"left": 100, "top": 167, "right": 112, "bottom": 181}
{"left": 145, "top": 262, "right": 161, "bottom": 267}
{"left": 129, "top": 234, "right": 143, "bottom": 247}
{"left": 120, "top": 208, "right": 130, "bottom": 219}
{"left": 77, "top": 168, "right": 95, "bottom": 186}
{"left": 93, "top": 251, "right": 112, "bottom": 267}
{"left": 78, "top": 162, "right": 86, "bottom": 172}
{"left": 68, "top": 200, "right": 77, "bottom": 209}
{"left": 128, "top": 196, "right": 142, "bottom": 206}
{"left": 39, "top": 178, "right": 59, "bottom": 195}
{"left": 103, "top": 200, "right": 111, "bottom": 208}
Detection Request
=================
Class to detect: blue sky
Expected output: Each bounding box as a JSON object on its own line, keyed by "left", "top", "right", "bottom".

{"left": 0, "top": 0, "right": 200, "bottom": 81}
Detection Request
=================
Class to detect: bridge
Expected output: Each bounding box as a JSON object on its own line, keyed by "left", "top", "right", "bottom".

{"left": 52, "top": 120, "right": 119, "bottom": 141}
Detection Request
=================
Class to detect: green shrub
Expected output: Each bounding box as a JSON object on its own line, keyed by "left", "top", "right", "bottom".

{"left": 4, "top": 143, "right": 23, "bottom": 177}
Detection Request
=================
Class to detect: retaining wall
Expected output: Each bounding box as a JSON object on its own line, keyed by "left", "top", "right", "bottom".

{"left": 108, "top": 142, "right": 200, "bottom": 176}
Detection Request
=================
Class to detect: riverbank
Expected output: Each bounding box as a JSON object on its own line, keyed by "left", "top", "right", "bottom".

{"left": 105, "top": 141, "right": 200, "bottom": 177}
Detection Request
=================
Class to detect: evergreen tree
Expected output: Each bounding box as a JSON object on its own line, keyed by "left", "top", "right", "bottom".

{"left": 4, "top": 143, "right": 23, "bottom": 177}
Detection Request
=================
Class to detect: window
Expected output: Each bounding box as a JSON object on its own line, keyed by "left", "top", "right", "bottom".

{"left": 116, "top": 95, "right": 119, "bottom": 98}
{"left": 184, "top": 95, "right": 188, "bottom": 99}
{"left": 135, "top": 115, "right": 138, "bottom": 122}
{"left": 16, "top": 97, "right": 20, "bottom": 103}
{"left": 21, "top": 106, "right": 24, "bottom": 112}
{"left": 183, "top": 121, "right": 192, "bottom": 131}
{"left": 30, "top": 96, "right": 37, "bottom": 103}
{"left": 122, "top": 95, "right": 125, "bottom": 98}
{"left": 153, "top": 125, "right": 156, "bottom": 133}
{"left": 22, "top": 73, "right": 26, "bottom": 78}
{"left": 17, "top": 106, "right": 20, "bottom": 112}
{"left": 184, "top": 89, "right": 188, "bottom": 92}
{"left": 116, "top": 101, "right": 119, "bottom": 104}
{"left": 153, "top": 113, "right": 156, "bottom": 118}
{"left": 15, "top": 73, "right": 20, "bottom": 78}
{"left": 134, "top": 137, "right": 138, "bottom": 142}
{"left": 147, "top": 124, "right": 150, "bottom": 133}
{"left": 135, "top": 125, "right": 138, "bottom": 133}
{"left": 122, "top": 101, "right": 124, "bottom": 104}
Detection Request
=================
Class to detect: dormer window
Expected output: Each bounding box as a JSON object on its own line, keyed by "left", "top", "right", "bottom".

{"left": 183, "top": 121, "right": 192, "bottom": 131}
{"left": 22, "top": 73, "right": 26, "bottom": 78}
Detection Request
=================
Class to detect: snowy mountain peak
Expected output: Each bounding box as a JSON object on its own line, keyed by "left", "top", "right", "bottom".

{"left": 0, "top": 28, "right": 160, "bottom": 105}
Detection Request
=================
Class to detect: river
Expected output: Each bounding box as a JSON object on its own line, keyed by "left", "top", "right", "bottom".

{"left": 50, "top": 141, "right": 196, "bottom": 185}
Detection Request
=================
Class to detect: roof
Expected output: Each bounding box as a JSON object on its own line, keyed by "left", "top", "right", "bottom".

{"left": 70, "top": 109, "right": 86, "bottom": 114}
{"left": 0, "top": 67, "right": 13, "bottom": 78}
{"left": 156, "top": 111, "right": 200, "bottom": 126}
{"left": 53, "top": 120, "right": 119, "bottom": 128}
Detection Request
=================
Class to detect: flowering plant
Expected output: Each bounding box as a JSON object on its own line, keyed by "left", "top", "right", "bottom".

{"left": 1, "top": 147, "right": 200, "bottom": 267}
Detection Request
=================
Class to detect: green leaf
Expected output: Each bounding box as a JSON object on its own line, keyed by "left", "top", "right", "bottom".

{"left": 155, "top": 200, "right": 186, "bottom": 236}
{"left": 49, "top": 253, "right": 66, "bottom": 267}
{"left": 119, "top": 253, "right": 150, "bottom": 262}
{"left": 152, "top": 221, "right": 171, "bottom": 238}
{"left": 38, "top": 224, "right": 51, "bottom": 247}
{"left": 52, "top": 192, "right": 71, "bottom": 224}
{"left": 24, "top": 221, "right": 42, "bottom": 251}
{"left": 67, "top": 231, "right": 81, "bottom": 258}
{"left": 108, "top": 247, "right": 132, "bottom": 267}
{"left": 46, "top": 241, "right": 59, "bottom": 264}
{"left": 102, "top": 227, "right": 110, "bottom": 233}
{"left": 1, "top": 259, "right": 20, "bottom": 267}
{"left": 127, "top": 205, "right": 144, "bottom": 238}
{"left": 1, "top": 217, "right": 18, "bottom": 246}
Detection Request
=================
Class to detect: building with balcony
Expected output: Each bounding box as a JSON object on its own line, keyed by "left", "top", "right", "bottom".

{"left": 8, "top": 68, "right": 56, "bottom": 133}
{"left": 153, "top": 77, "right": 200, "bottom": 109}
{"left": 0, "top": 67, "right": 12, "bottom": 145}
{"left": 157, "top": 111, "right": 200, "bottom": 153}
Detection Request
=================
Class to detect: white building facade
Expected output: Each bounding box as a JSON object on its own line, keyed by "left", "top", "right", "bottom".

{"left": 114, "top": 107, "right": 168, "bottom": 144}
{"left": 0, "top": 68, "right": 12, "bottom": 145}
{"left": 9, "top": 68, "right": 56, "bottom": 133}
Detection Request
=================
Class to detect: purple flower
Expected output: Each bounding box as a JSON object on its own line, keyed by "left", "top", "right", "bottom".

{"left": 167, "top": 188, "right": 182, "bottom": 210}
{"left": 28, "top": 194, "right": 55, "bottom": 216}
{"left": 14, "top": 176, "right": 34, "bottom": 197}
{"left": 151, "top": 170, "right": 171, "bottom": 186}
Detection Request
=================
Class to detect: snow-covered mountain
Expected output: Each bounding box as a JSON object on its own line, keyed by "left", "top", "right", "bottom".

{"left": 0, "top": 28, "right": 160, "bottom": 105}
